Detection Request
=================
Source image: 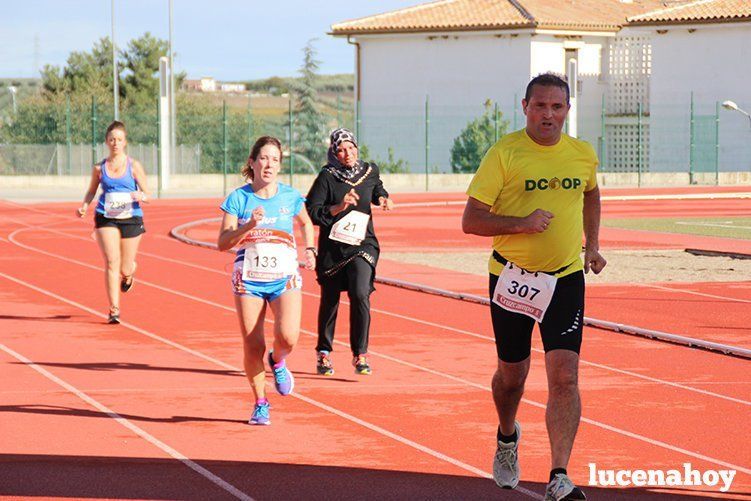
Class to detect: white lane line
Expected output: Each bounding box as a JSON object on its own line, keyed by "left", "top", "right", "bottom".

{"left": 166, "top": 218, "right": 751, "bottom": 327}
{"left": 631, "top": 282, "right": 751, "bottom": 304}
{"left": 676, "top": 221, "right": 751, "bottom": 230}
{"left": 0, "top": 342, "right": 254, "bottom": 501}
{"left": 363, "top": 348, "right": 751, "bottom": 476}
{"left": 0, "top": 386, "right": 251, "bottom": 396}
{"left": 577, "top": 359, "right": 750, "bottom": 406}
{"left": 0, "top": 271, "right": 537, "bottom": 498}
{"left": 8, "top": 230, "right": 236, "bottom": 312}
{"left": 0, "top": 382, "right": 471, "bottom": 397}
{"left": 387, "top": 192, "right": 751, "bottom": 207}
{"left": 6, "top": 217, "right": 232, "bottom": 275}
{"left": 289, "top": 393, "right": 542, "bottom": 498}
{"left": 8, "top": 224, "right": 750, "bottom": 408}
{"left": 604, "top": 193, "right": 751, "bottom": 201}
{"left": 392, "top": 201, "right": 465, "bottom": 208}
{"left": 17, "top": 213, "right": 751, "bottom": 310}
{"left": 3, "top": 243, "right": 750, "bottom": 478}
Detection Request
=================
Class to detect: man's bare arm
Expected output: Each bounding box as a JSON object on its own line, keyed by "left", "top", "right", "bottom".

{"left": 462, "top": 197, "right": 553, "bottom": 236}
{"left": 583, "top": 186, "right": 607, "bottom": 274}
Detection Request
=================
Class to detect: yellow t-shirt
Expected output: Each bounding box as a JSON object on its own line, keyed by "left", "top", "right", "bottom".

{"left": 466, "top": 129, "right": 598, "bottom": 277}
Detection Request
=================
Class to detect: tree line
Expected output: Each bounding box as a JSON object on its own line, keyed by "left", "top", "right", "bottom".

{"left": 2, "top": 33, "right": 506, "bottom": 174}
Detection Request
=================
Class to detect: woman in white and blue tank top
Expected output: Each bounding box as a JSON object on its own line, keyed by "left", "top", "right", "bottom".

{"left": 217, "top": 136, "right": 316, "bottom": 426}
{"left": 77, "top": 121, "right": 150, "bottom": 324}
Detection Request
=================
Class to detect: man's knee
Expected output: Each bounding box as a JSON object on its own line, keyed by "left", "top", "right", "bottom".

{"left": 493, "top": 360, "right": 530, "bottom": 393}
{"left": 546, "top": 350, "right": 580, "bottom": 393}
{"left": 549, "top": 372, "right": 578, "bottom": 394}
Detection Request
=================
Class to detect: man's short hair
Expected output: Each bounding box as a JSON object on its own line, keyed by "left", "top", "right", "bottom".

{"left": 525, "top": 73, "right": 570, "bottom": 104}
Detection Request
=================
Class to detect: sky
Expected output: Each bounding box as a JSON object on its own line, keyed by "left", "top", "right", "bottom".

{"left": 1, "top": 0, "right": 422, "bottom": 81}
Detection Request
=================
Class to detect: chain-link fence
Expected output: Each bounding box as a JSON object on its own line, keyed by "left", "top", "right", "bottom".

{"left": 0, "top": 95, "right": 355, "bottom": 180}
{"left": 359, "top": 95, "right": 749, "bottom": 183}
{"left": 1, "top": 93, "right": 749, "bottom": 187}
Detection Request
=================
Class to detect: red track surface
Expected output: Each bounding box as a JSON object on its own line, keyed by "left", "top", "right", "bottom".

{"left": 178, "top": 190, "right": 751, "bottom": 349}
{"left": 1, "top": 193, "right": 749, "bottom": 500}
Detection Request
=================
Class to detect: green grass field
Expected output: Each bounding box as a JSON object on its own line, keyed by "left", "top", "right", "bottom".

{"left": 603, "top": 217, "right": 751, "bottom": 240}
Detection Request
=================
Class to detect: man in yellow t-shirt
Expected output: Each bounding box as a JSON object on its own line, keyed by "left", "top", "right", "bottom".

{"left": 463, "top": 73, "right": 606, "bottom": 501}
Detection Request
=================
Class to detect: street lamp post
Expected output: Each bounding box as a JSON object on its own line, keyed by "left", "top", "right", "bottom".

{"left": 8, "top": 85, "right": 18, "bottom": 115}
{"left": 723, "top": 100, "right": 751, "bottom": 176}
{"left": 722, "top": 100, "right": 751, "bottom": 128}
{"left": 169, "top": 0, "right": 176, "bottom": 176}
{"left": 8, "top": 86, "right": 17, "bottom": 115}
{"left": 112, "top": 0, "right": 119, "bottom": 120}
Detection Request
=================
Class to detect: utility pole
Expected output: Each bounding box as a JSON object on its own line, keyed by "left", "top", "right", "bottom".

{"left": 111, "top": 0, "right": 119, "bottom": 120}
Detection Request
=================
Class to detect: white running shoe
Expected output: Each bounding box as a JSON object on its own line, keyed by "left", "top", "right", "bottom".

{"left": 492, "top": 421, "right": 521, "bottom": 489}
{"left": 544, "top": 473, "right": 586, "bottom": 500}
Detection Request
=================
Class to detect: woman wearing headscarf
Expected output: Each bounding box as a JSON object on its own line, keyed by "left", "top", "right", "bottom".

{"left": 306, "top": 128, "right": 394, "bottom": 376}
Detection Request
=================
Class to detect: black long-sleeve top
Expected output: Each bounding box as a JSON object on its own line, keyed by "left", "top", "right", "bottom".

{"left": 305, "top": 162, "right": 389, "bottom": 281}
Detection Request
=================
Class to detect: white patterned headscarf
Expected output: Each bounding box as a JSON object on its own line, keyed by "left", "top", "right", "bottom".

{"left": 326, "top": 128, "right": 365, "bottom": 181}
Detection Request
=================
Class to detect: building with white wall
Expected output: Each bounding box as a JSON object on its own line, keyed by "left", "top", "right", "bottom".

{"left": 625, "top": 1, "right": 751, "bottom": 175}
{"left": 331, "top": 0, "right": 751, "bottom": 175}
{"left": 219, "top": 83, "right": 247, "bottom": 93}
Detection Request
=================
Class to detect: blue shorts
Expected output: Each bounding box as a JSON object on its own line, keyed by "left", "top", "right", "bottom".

{"left": 232, "top": 266, "right": 302, "bottom": 302}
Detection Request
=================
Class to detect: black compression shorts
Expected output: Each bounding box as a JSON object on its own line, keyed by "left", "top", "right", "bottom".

{"left": 489, "top": 271, "right": 585, "bottom": 363}
{"left": 94, "top": 213, "right": 146, "bottom": 239}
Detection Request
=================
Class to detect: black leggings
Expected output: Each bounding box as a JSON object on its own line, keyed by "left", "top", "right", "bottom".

{"left": 316, "top": 257, "right": 373, "bottom": 356}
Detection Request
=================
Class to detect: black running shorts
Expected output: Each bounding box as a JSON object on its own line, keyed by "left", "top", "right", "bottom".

{"left": 489, "top": 271, "right": 585, "bottom": 363}
{"left": 94, "top": 213, "right": 146, "bottom": 239}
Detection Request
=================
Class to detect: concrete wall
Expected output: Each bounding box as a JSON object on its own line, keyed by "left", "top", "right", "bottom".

{"left": 624, "top": 22, "right": 751, "bottom": 172}
{"left": 359, "top": 32, "right": 531, "bottom": 106}
{"left": 530, "top": 35, "right": 610, "bottom": 155}
{"left": 357, "top": 32, "right": 531, "bottom": 173}
{"left": 2, "top": 172, "right": 748, "bottom": 202}
{"left": 356, "top": 31, "right": 612, "bottom": 172}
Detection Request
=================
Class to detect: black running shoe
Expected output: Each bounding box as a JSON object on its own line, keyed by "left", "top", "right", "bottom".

{"left": 120, "top": 262, "right": 136, "bottom": 293}
{"left": 352, "top": 354, "right": 371, "bottom": 375}
{"left": 316, "top": 352, "right": 335, "bottom": 376}
{"left": 107, "top": 308, "right": 120, "bottom": 324}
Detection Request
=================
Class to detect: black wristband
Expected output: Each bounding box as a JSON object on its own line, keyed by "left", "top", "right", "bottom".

{"left": 305, "top": 247, "right": 318, "bottom": 257}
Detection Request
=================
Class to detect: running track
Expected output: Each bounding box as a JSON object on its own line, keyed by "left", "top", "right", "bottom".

{"left": 0, "top": 190, "right": 749, "bottom": 500}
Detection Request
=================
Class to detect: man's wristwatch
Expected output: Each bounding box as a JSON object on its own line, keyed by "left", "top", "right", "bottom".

{"left": 305, "top": 247, "right": 318, "bottom": 257}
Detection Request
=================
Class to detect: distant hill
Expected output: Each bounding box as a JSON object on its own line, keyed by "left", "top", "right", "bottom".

{"left": 0, "top": 75, "right": 353, "bottom": 120}
{"left": 245, "top": 74, "right": 353, "bottom": 96}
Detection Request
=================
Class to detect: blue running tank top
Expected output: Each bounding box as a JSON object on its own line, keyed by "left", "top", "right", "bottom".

{"left": 95, "top": 157, "right": 144, "bottom": 218}
{"left": 220, "top": 183, "right": 305, "bottom": 266}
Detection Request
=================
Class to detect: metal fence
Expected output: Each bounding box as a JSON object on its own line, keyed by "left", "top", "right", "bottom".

{"left": 0, "top": 95, "right": 355, "bottom": 179}
{"left": 358, "top": 95, "right": 750, "bottom": 181}
{"left": 0, "top": 143, "right": 202, "bottom": 176}
{"left": 1, "top": 94, "right": 749, "bottom": 185}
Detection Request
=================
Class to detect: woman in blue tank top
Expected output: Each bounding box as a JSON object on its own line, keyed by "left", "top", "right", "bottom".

{"left": 77, "top": 121, "right": 150, "bottom": 324}
{"left": 217, "top": 136, "right": 316, "bottom": 426}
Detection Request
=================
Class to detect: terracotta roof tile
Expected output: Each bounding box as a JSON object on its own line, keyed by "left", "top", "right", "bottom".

{"left": 628, "top": 0, "right": 751, "bottom": 24}
{"left": 331, "top": 0, "right": 530, "bottom": 34}
{"left": 331, "top": 0, "right": 670, "bottom": 34}
{"left": 521, "top": 0, "right": 668, "bottom": 29}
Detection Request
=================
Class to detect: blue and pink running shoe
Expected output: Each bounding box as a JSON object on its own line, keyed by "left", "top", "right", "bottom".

{"left": 268, "top": 351, "right": 294, "bottom": 396}
{"left": 249, "top": 401, "right": 270, "bottom": 426}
